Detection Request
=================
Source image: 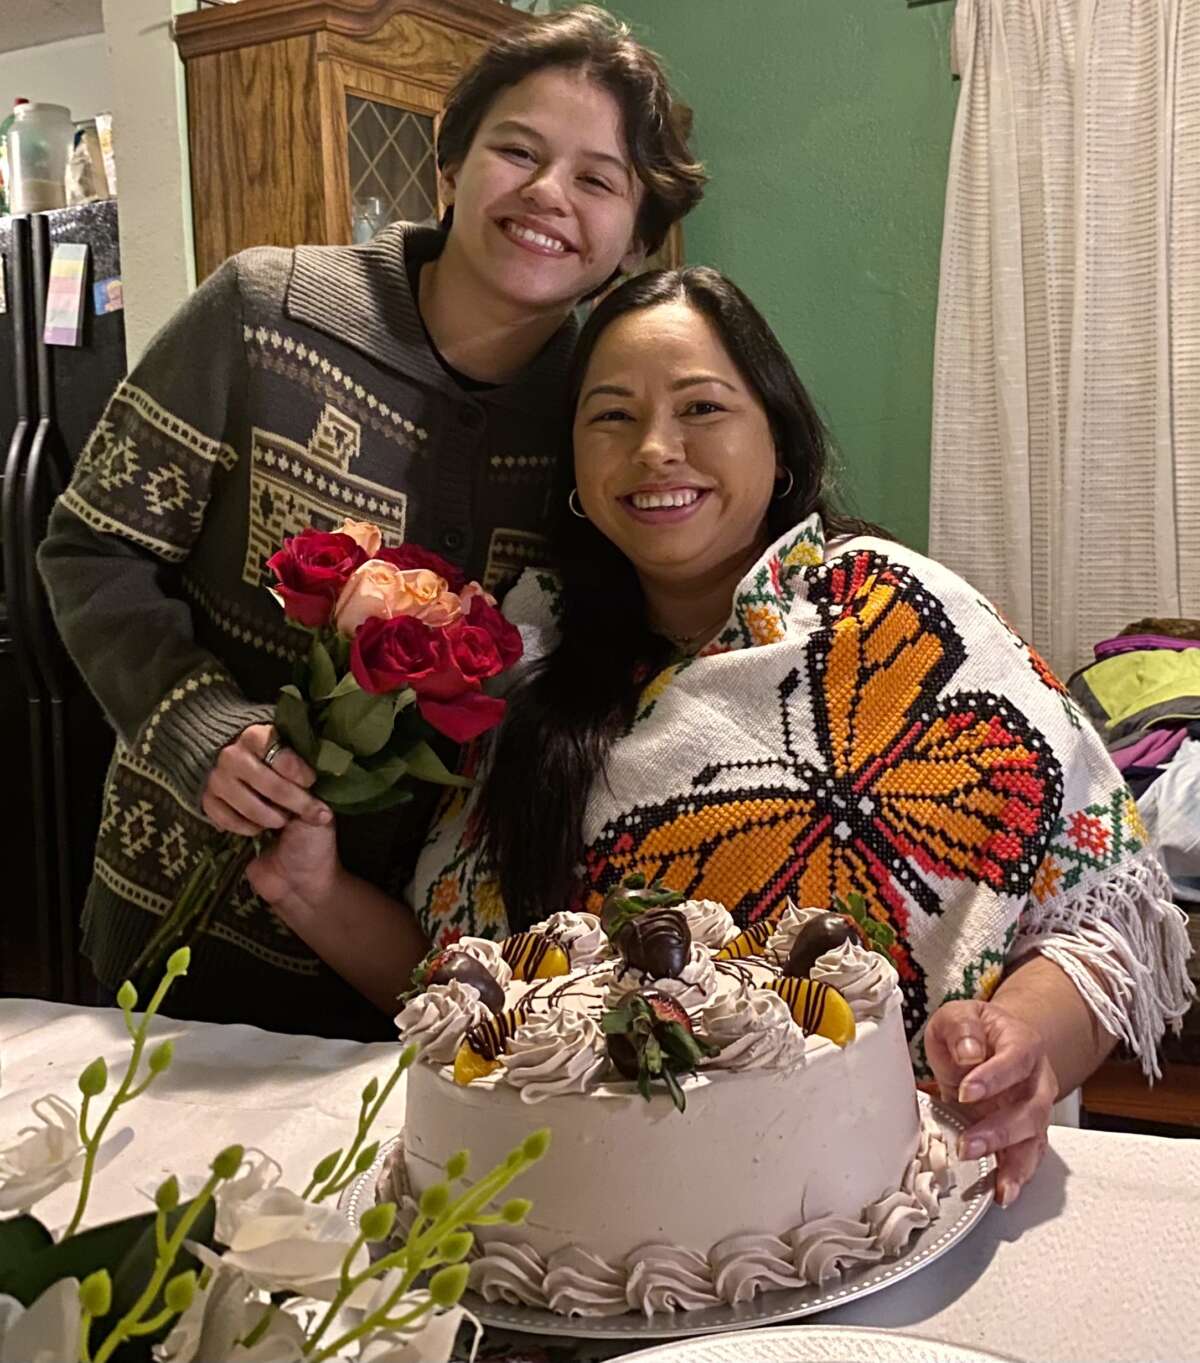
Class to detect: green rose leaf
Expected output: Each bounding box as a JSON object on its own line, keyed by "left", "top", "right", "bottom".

{"left": 315, "top": 739, "right": 355, "bottom": 777}
{"left": 402, "top": 740, "right": 474, "bottom": 789}
{"left": 308, "top": 639, "right": 338, "bottom": 701}
{"left": 274, "top": 685, "right": 317, "bottom": 764}
{"left": 325, "top": 669, "right": 362, "bottom": 701}
{"left": 322, "top": 688, "right": 397, "bottom": 757}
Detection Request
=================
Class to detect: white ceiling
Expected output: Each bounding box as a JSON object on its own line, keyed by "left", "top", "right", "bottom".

{"left": 0, "top": 0, "right": 105, "bottom": 56}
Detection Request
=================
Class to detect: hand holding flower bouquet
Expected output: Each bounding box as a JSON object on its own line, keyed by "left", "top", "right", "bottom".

{"left": 130, "top": 520, "right": 522, "bottom": 988}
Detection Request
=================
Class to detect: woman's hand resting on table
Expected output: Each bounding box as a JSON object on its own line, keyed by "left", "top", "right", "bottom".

{"left": 925, "top": 999, "right": 1058, "bottom": 1209}
{"left": 245, "top": 813, "right": 340, "bottom": 928}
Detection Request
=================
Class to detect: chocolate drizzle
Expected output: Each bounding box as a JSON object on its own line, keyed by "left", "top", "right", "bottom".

{"left": 502, "top": 931, "right": 553, "bottom": 981}
{"left": 715, "top": 921, "right": 774, "bottom": 961}
{"left": 770, "top": 977, "right": 833, "bottom": 1034}
{"left": 465, "top": 1008, "right": 529, "bottom": 1062}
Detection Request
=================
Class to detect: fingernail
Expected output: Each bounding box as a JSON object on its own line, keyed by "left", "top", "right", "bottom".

{"left": 954, "top": 1038, "right": 984, "bottom": 1064}
{"left": 958, "top": 1080, "right": 984, "bottom": 1103}
{"left": 960, "top": 1137, "right": 985, "bottom": 1161}
{"left": 318, "top": 808, "right": 332, "bottom": 824}
{"left": 997, "top": 1180, "right": 1016, "bottom": 1207}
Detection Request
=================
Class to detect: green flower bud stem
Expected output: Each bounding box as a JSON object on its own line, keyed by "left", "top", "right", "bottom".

{"left": 311, "top": 1048, "right": 415, "bottom": 1204}
{"left": 61, "top": 961, "right": 189, "bottom": 1241}
{"left": 310, "top": 1297, "right": 432, "bottom": 1363}
{"left": 91, "top": 1171, "right": 221, "bottom": 1363}
{"left": 154, "top": 1205, "right": 168, "bottom": 1259}
{"left": 127, "top": 1305, "right": 179, "bottom": 1338}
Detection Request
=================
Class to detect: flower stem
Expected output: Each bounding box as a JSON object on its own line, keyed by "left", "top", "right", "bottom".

{"left": 62, "top": 967, "right": 182, "bottom": 1240}
{"left": 311, "top": 1047, "right": 413, "bottom": 1204}
{"left": 91, "top": 1172, "right": 221, "bottom": 1363}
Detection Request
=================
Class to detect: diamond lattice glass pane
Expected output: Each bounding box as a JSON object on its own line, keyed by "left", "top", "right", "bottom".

{"left": 346, "top": 96, "right": 438, "bottom": 229}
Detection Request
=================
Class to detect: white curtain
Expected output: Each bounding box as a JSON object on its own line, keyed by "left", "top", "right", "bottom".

{"left": 929, "top": 0, "right": 1200, "bottom": 677}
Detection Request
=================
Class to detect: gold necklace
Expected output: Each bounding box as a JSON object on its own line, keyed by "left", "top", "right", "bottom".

{"left": 654, "top": 614, "right": 728, "bottom": 651}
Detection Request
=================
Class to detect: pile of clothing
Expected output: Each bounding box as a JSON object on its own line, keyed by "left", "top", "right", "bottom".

{"left": 1070, "top": 618, "right": 1200, "bottom": 906}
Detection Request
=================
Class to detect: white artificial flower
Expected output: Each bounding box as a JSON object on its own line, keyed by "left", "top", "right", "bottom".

{"left": 155, "top": 1267, "right": 310, "bottom": 1363}
{"left": 0, "top": 1279, "right": 81, "bottom": 1363}
{"left": 0, "top": 1095, "right": 86, "bottom": 1213}
{"left": 192, "top": 1172, "right": 368, "bottom": 1300}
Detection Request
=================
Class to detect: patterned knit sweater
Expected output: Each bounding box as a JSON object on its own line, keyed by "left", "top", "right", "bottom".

{"left": 38, "top": 223, "right": 575, "bottom": 1035}
{"left": 412, "top": 517, "right": 1194, "bottom": 1075}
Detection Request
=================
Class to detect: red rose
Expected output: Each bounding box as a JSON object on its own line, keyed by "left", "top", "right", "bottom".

{"left": 350, "top": 614, "right": 443, "bottom": 695}
{"left": 350, "top": 609, "right": 513, "bottom": 742}
{"left": 417, "top": 690, "right": 507, "bottom": 744}
{"left": 445, "top": 624, "right": 503, "bottom": 686}
{"left": 267, "top": 530, "right": 366, "bottom": 628}
{"left": 375, "top": 544, "right": 465, "bottom": 593}
{"left": 462, "top": 595, "right": 523, "bottom": 669}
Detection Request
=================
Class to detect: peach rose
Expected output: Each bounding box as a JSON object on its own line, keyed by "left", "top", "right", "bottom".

{"left": 333, "top": 563, "right": 446, "bottom": 637}
{"left": 458, "top": 581, "right": 497, "bottom": 610}
{"left": 338, "top": 518, "right": 383, "bottom": 557}
{"left": 417, "top": 590, "right": 462, "bottom": 628}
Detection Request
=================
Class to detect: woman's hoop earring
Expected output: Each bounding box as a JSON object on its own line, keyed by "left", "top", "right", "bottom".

{"left": 773, "top": 468, "right": 795, "bottom": 501}
{"left": 568, "top": 488, "right": 588, "bottom": 519}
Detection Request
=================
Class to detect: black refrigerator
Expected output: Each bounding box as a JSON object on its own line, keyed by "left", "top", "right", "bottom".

{"left": 1, "top": 198, "right": 125, "bottom": 1004}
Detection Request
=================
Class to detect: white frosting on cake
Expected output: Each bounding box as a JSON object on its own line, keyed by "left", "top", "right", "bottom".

{"left": 393, "top": 980, "right": 487, "bottom": 1064}
{"left": 701, "top": 987, "right": 808, "bottom": 1072}
{"left": 450, "top": 936, "right": 515, "bottom": 989}
{"left": 678, "top": 899, "right": 740, "bottom": 950}
{"left": 764, "top": 902, "right": 824, "bottom": 965}
{"left": 394, "top": 904, "right": 955, "bottom": 1318}
{"left": 500, "top": 1011, "right": 607, "bottom": 1103}
{"left": 540, "top": 912, "right": 611, "bottom": 969}
{"left": 605, "top": 943, "right": 720, "bottom": 1013}
{"left": 810, "top": 940, "right": 899, "bottom": 1021}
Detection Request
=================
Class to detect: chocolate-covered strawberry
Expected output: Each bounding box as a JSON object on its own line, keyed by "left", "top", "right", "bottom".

{"left": 601, "top": 992, "right": 717, "bottom": 1113}
{"left": 407, "top": 947, "right": 504, "bottom": 1013}
{"left": 599, "top": 872, "right": 684, "bottom": 941}
{"left": 783, "top": 912, "right": 865, "bottom": 980}
{"left": 618, "top": 908, "right": 691, "bottom": 980}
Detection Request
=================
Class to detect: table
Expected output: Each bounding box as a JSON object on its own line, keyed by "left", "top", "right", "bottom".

{"left": 3, "top": 1001, "right": 1199, "bottom": 1363}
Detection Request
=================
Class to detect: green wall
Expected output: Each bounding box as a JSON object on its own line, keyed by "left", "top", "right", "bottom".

{"left": 608, "top": 0, "right": 959, "bottom": 550}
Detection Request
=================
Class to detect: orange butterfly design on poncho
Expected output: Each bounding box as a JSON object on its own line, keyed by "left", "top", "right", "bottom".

{"left": 582, "top": 550, "right": 1063, "bottom": 1036}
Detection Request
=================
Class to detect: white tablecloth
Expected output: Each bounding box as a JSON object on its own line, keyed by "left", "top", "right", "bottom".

{"left": 3, "top": 1000, "right": 1198, "bottom": 1362}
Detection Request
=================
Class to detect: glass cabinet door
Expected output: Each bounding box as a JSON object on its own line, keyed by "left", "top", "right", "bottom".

{"left": 346, "top": 95, "right": 439, "bottom": 240}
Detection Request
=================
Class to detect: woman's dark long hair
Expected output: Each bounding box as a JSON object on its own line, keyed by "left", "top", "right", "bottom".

{"left": 476, "top": 267, "right": 886, "bottom": 928}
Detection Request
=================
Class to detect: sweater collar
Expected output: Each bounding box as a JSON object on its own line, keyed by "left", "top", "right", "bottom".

{"left": 285, "top": 221, "right": 578, "bottom": 414}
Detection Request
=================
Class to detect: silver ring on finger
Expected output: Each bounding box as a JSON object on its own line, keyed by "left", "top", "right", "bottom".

{"left": 262, "top": 738, "right": 285, "bottom": 769}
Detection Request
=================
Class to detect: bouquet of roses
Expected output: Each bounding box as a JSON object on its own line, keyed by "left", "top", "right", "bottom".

{"left": 130, "top": 519, "right": 522, "bottom": 987}
{"left": 0, "top": 950, "right": 548, "bottom": 1363}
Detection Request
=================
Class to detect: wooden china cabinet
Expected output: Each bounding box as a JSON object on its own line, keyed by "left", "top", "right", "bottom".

{"left": 173, "top": 0, "right": 529, "bottom": 281}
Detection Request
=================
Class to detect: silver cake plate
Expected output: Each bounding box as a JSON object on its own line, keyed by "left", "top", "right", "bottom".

{"left": 340, "top": 1093, "right": 995, "bottom": 1342}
